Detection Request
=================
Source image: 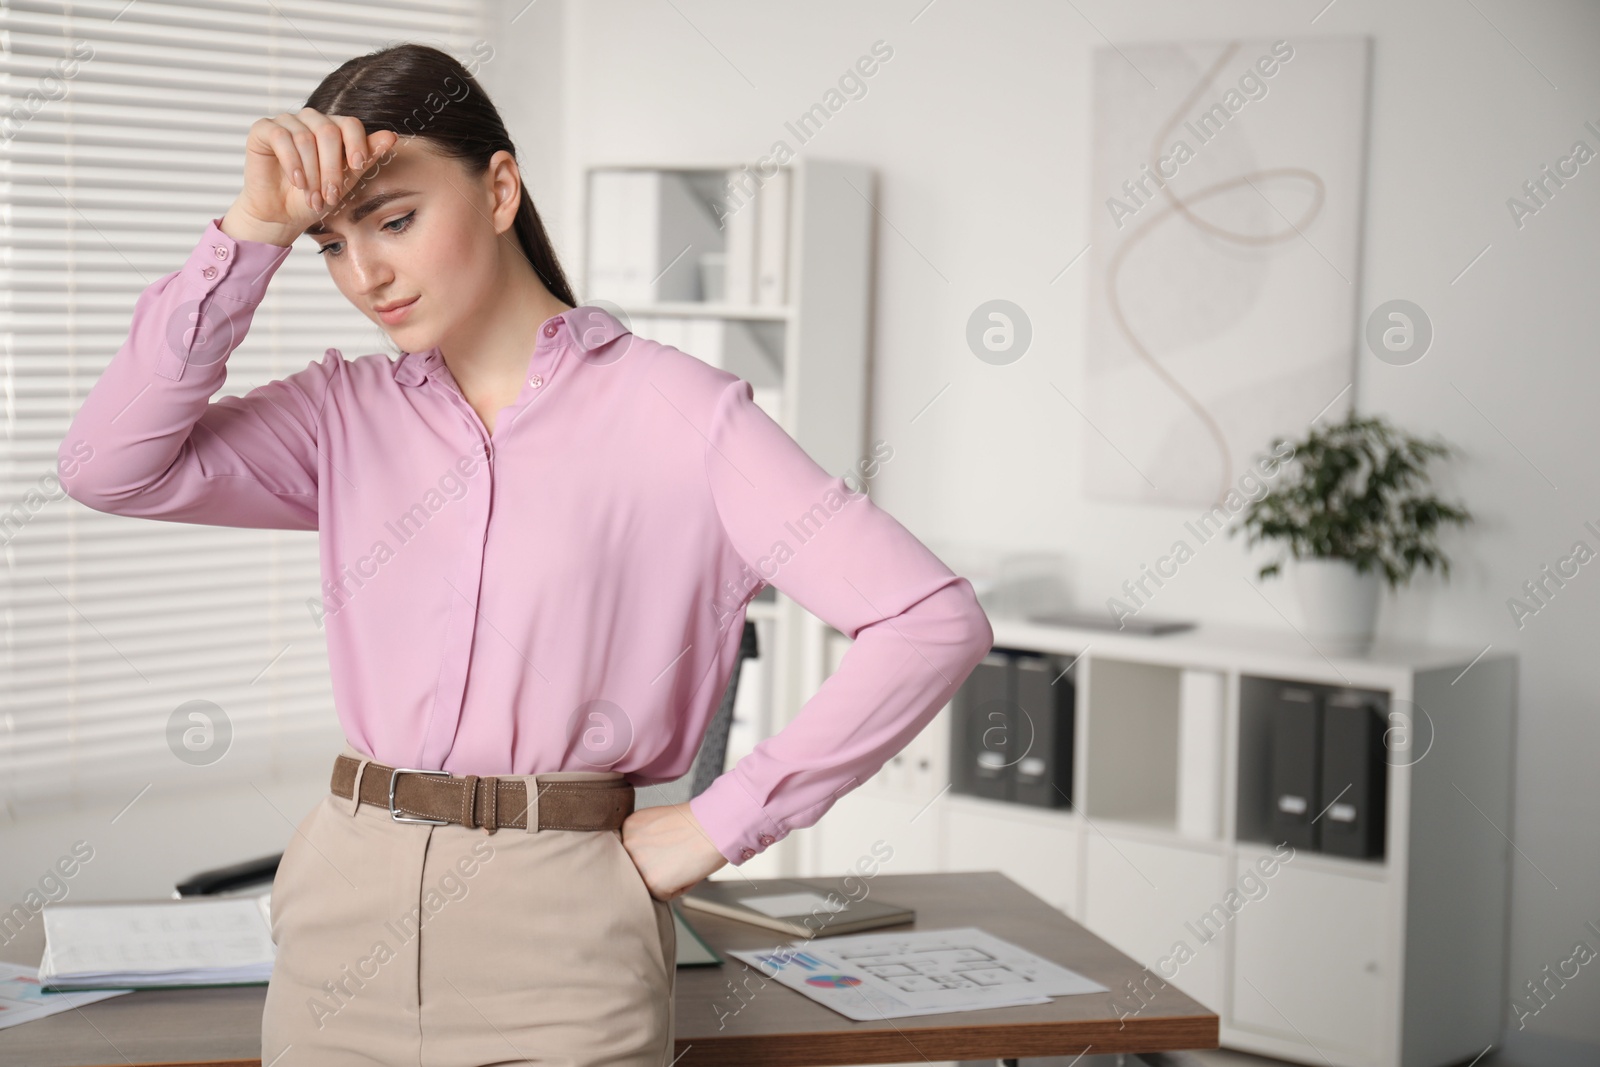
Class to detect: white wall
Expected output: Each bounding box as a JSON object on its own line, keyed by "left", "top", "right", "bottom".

{"left": 486, "top": 0, "right": 1600, "bottom": 1058}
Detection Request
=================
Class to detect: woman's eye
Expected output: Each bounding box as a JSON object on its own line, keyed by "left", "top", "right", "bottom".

{"left": 315, "top": 211, "right": 415, "bottom": 257}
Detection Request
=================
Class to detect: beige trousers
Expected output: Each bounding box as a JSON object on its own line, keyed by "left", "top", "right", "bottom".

{"left": 262, "top": 741, "right": 676, "bottom": 1066}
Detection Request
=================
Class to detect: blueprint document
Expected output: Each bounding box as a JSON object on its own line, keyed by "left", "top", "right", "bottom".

{"left": 726, "top": 926, "right": 1107, "bottom": 1021}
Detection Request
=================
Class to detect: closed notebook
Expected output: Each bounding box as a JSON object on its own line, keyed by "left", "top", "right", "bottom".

{"left": 669, "top": 904, "right": 722, "bottom": 966}
{"left": 39, "top": 895, "right": 275, "bottom": 992}
{"left": 678, "top": 877, "right": 914, "bottom": 939}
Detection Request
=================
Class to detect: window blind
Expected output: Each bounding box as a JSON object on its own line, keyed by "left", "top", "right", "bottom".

{"left": 0, "top": 0, "right": 485, "bottom": 817}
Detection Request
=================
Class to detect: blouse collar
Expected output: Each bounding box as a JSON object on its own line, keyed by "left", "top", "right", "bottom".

{"left": 393, "top": 305, "right": 630, "bottom": 387}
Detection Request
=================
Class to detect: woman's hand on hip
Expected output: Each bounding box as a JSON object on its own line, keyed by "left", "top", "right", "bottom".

{"left": 619, "top": 802, "right": 729, "bottom": 901}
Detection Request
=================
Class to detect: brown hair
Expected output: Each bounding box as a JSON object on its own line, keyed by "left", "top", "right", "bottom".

{"left": 304, "top": 42, "right": 576, "bottom": 308}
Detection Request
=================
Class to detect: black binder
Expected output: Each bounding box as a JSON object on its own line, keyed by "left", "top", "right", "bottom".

{"left": 951, "top": 651, "right": 1014, "bottom": 802}
{"left": 1319, "top": 694, "right": 1388, "bottom": 858}
{"left": 1268, "top": 684, "right": 1322, "bottom": 850}
{"left": 950, "top": 648, "right": 1076, "bottom": 807}
{"left": 1011, "top": 652, "right": 1074, "bottom": 809}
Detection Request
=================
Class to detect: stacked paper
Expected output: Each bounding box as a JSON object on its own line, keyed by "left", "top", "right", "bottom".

{"left": 38, "top": 894, "right": 275, "bottom": 991}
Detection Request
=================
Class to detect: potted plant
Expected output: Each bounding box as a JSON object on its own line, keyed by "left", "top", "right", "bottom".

{"left": 1230, "top": 411, "right": 1472, "bottom": 649}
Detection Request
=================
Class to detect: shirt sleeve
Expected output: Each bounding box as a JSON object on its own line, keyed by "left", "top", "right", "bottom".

{"left": 56, "top": 217, "right": 338, "bottom": 530}
{"left": 688, "top": 377, "right": 994, "bottom": 865}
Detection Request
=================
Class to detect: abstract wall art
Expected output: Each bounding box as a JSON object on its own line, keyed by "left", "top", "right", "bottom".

{"left": 1084, "top": 36, "right": 1371, "bottom": 508}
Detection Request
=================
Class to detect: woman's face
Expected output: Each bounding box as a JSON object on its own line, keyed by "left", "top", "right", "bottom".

{"left": 306, "top": 137, "right": 516, "bottom": 352}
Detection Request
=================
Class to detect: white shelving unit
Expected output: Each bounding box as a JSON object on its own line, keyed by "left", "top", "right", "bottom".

{"left": 800, "top": 617, "right": 1517, "bottom": 1067}
{"left": 579, "top": 158, "right": 876, "bottom": 880}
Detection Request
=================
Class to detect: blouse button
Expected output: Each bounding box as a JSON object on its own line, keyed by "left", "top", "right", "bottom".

{"left": 527, "top": 373, "right": 543, "bottom": 388}
{"left": 757, "top": 832, "right": 775, "bottom": 846}
{"left": 542, "top": 321, "right": 560, "bottom": 338}
{"left": 739, "top": 847, "right": 756, "bottom": 861}
{"left": 201, "top": 265, "right": 217, "bottom": 279}
{"left": 213, "top": 245, "right": 229, "bottom": 260}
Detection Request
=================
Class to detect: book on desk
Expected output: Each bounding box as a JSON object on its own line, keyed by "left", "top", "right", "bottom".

{"left": 37, "top": 892, "right": 724, "bottom": 991}
{"left": 678, "top": 876, "right": 915, "bottom": 938}
{"left": 39, "top": 896, "right": 276, "bottom": 992}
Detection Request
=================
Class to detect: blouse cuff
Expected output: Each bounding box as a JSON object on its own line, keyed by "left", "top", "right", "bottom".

{"left": 196, "top": 217, "right": 295, "bottom": 302}
{"left": 688, "top": 771, "right": 789, "bottom": 865}
{"left": 150, "top": 219, "right": 293, "bottom": 382}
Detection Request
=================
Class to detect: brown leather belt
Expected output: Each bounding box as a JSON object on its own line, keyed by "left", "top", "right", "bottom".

{"left": 331, "top": 754, "right": 634, "bottom": 834}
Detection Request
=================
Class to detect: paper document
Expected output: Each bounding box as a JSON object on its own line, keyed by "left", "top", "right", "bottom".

{"left": 727, "top": 926, "right": 1107, "bottom": 1021}
{"left": 0, "top": 962, "right": 129, "bottom": 1030}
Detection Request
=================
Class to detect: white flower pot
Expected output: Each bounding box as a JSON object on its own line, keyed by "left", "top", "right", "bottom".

{"left": 1292, "top": 557, "right": 1382, "bottom": 650}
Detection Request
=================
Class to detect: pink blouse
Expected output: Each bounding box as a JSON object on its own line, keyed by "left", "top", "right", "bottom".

{"left": 57, "top": 217, "right": 994, "bottom": 865}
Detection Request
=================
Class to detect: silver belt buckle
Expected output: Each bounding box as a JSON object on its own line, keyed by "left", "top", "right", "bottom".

{"left": 388, "top": 767, "right": 452, "bottom": 824}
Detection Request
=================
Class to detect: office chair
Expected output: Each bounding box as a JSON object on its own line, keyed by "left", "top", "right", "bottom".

{"left": 174, "top": 620, "right": 760, "bottom": 897}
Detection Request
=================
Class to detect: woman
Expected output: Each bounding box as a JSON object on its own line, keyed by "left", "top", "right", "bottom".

{"left": 57, "top": 42, "right": 992, "bottom": 1067}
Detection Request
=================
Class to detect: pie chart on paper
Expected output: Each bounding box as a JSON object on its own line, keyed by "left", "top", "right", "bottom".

{"left": 805, "top": 974, "right": 862, "bottom": 988}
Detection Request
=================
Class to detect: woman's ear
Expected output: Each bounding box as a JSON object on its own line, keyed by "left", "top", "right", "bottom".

{"left": 486, "top": 150, "right": 523, "bottom": 235}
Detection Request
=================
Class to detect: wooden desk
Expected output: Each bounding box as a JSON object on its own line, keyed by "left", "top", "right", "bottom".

{"left": 0, "top": 871, "right": 1217, "bottom": 1066}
